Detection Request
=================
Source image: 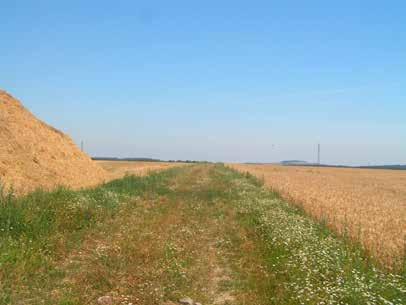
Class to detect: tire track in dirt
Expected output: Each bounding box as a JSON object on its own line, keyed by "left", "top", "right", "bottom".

{"left": 33, "top": 165, "right": 246, "bottom": 305}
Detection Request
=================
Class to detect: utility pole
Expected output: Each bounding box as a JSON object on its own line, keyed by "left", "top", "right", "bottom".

{"left": 317, "top": 143, "right": 320, "bottom": 165}
{"left": 81, "top": 140, "right": 84, "bottom": 152}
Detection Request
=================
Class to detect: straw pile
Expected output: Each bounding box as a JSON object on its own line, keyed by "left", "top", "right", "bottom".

{"left": 0, "top": 90, "right": 107, "bottom": 195}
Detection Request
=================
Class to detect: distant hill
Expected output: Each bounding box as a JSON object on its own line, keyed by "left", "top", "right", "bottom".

{"left": 279, "top": 161, "right": 406, "bottom": 171}
{"left": 358, "top": 164, "right": 406, "bottom": 170}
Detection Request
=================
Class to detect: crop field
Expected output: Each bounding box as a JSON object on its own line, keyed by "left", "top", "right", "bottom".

{"left": 229, "top": 164, "right": 406, "bottom": 270}
{"left": 1, "top": 164, "right": 404, "bottom": 305}
{"left": 96, "top": 161, "right": 186, "bottom": 180}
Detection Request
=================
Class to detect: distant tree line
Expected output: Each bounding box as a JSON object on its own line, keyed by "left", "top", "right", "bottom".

{"left": 167, "top": 160, "right": 210, "bottom": 163}
{"left": 92, "top": 157, "right": 210, "bottom": 164}
{"left": 92, "top": 157, "right": 162, "bottom": 162}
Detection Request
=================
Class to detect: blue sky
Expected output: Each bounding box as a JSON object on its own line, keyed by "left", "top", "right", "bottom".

{"left": 1, "top": 0, "right": 405, "bottom": 164}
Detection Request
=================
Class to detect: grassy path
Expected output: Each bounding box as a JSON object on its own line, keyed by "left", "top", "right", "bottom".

{"left": 1, "top": 165, "right": 405, "bottom": 305}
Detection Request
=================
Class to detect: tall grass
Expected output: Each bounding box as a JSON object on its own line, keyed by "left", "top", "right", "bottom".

{"left": 0, "top": 169, "right": 177, "bottom": 304}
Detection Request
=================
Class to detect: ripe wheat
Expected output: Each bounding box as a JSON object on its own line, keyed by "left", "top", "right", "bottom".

{"left": 230, "top": 164, "right": 406, "bottom": 270}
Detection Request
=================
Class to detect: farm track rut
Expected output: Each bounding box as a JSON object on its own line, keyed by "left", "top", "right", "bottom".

{"left": 40, "top": 165, "right": 262, "bottom": 305}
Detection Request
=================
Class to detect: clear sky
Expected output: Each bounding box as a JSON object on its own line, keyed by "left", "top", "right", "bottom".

{"left": 1, "top": 0, "right": 405, "bottom": 165}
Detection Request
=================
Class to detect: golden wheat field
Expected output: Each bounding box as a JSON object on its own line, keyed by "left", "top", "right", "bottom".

{"left": 230, "top": 164, "right": 406, "bottom": 269}
{"left": 96, "top": 160, "right": 185, "bottom": 180}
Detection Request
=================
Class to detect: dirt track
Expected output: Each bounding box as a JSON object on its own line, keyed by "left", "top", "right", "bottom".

{"left": 2, "top": 165, "right": 403, "bottom": 305}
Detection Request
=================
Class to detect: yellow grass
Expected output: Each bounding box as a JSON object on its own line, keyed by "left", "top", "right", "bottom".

{"left": 96, "top": 160, "right": 185, "bottom": 180}
{"left": 229, "top": 164, "right": 406, "bottom": 269}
